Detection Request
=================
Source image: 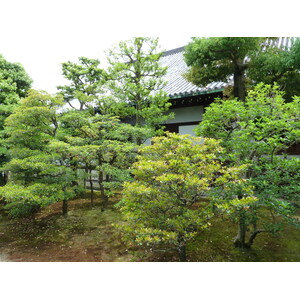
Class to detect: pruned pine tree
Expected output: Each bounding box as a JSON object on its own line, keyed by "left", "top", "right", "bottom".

{"left": 107, "top": 37, "right": 173, "bottom": 143}
{"left": 0, "top": 90, "right": 76, "bottom": 217}
{"left": 57, "top": 50, "right": 161, "bottom": 207}
{"left": 57, "top": 111, "right": 150, "bottom": 209}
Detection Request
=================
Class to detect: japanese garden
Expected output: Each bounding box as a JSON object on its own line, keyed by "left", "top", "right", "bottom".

{"left": 0, "top": 37, "right": 299, "bottom": 262}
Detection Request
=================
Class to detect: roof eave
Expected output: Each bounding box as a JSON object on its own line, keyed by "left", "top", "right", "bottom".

{"left": 169, "top": 88, "right": 224, "bottom": 99}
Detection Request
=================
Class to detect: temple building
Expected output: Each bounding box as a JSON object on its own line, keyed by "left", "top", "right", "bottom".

{"left": 159, "top": 43, "right": 299, "bottom": 155}
{"left": 160, "top": 46, "right": 226, "bottom": 136}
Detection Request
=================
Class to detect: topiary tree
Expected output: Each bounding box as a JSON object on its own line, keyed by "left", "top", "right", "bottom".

{"left": 0, "top": 90, "right": 76, "bottom": 217}
{"left": 56, "top": 111, "right": 151, "bottom": 209}
{"left": 118, "top": 133, "right": 256, "bottom": 261}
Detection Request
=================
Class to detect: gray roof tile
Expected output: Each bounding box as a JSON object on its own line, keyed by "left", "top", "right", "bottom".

{"left": 160, "top": 46, "right": 226, "bottom": 98}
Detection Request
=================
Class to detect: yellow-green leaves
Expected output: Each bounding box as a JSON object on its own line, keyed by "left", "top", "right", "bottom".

{"left": 118, "top": 133, "right": 255, "bottom": 255}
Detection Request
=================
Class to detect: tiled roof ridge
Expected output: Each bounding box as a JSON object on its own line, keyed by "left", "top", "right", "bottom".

{"left": 162, "top": 46, "right": 186, "bottom": 57}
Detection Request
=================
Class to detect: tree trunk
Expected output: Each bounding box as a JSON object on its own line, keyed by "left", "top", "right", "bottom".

{"left": 0, "top": 173, "right": 6, "bottom": 186}
{"left": 178, "top": 244, "right": 187, "bottom": 262}
{"left": 247, "top": 230, "right": 265, "bottom": 247}
{"left": 89, "top": 170, "right": 94, "bottom": 206}
{"left": 177, "top": 235, "right": 187, "bottom": 262}
{"left": 62, "top": 199, "right": 68, "bottom": 216}
{"left": 234, "top": 220, "right": 248, "bottom": 248}
{"left": 84, "top": 167, "right": 88, "bottom": 190}
{"left": 233, "top": 69, "right": 246, "bottom": 101}
{"left": 135, "top": 96, "right": 143, "bottom": 146}
{"left": 98, "top": 171, "right": 109, "bottom": 210}
{"left": 4, "top": 171, "right": 8, "bottom": 185}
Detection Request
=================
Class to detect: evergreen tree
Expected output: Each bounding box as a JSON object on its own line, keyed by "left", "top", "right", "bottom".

{"left": 184, "top": 37, "right": 300, "bottom": 101}
{"left": 107, "top": 37, "right": 173, "bottom": 143}
{"left": 57, "top": 56, "right": 107, "bottom": 111}
{"left": 0, "top": 55, "right": 32, "bottom": 185}
{"left": 0, "top": 90, "right": 76, "bottom": 217}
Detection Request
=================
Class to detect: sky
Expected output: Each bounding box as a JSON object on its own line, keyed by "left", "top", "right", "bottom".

{"left": 1, "top": 0, "right": 297, "bottom": 95}
{"left": 2, "top": 34, "right": 190, "bottom": 93}
{"left": 1, "top": 0, "right": 193, "bottom": 93}
{"left": 4, "top": 35, "right": 191, "bottom": 93}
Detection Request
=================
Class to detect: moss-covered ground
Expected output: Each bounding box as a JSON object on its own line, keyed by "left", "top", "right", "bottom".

{"left": 0, "top": 193, "right": 299, "bottom": 262}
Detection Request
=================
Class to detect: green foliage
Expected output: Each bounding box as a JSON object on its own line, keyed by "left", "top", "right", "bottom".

{"left": 0, "top": 183, "right": 75, "bottom": 218}
{"left": 57, "top": 56, "right": 107, "bottom": 110}
{"left": 184, "top": 37, "right": 263, "bottom": 100}
{"left": 0, "top": 90, "right": 76, "bottom": 217}
{"left": 184, "top": 37, "right": 261, "bottom": 85}
{"left": 196, "top": 83, "right": 300, "bottom": 161}
{"left": 5, "top": 90, "right": 63, "bottom": 150}
{"left": 250, "top": 157, "right": 300, "bottom": 223}
{"left": 184, "top": 37, "right": 300, "bottom": 101}
{"left": 0, "top": 55, "right": 32, "bottom": 184}
{"left": 57, "top": 42, "right": 172, "bottom": 207}
{"left": 0, "top": 54, "right": 32, "bottom": 102}
{"left": 56, "top": 110, "right": 150, "bottom": 201}
{"left": 118, "top": 133, "right": 256, "bottom": 259}
{"left": 195, "top": 83, "right": 300, "bottom": 246}
{"left": 107, "top": 37, "right": 173, "bottom": 136}
{"left": 249, "top": 38, "right": 300, "bottom": 100}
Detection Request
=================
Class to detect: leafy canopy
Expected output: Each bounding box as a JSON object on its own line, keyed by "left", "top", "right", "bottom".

{"left": 184, "top": 37, "right": 300, "bottom": 101}
{"left": 195, "top": 83, "right": 300, "bottom": 247}
{"left": 196, "top": 83, "right": 300, "bottom": 162}
{"left": 0, "top": 55, "right": 32, "bottom": 184}
{"left": 184, "top": 37, "right": 261, "bottom": 85}
{"left": 58, "top": 56, "right": 107, "bottom": 111}
{"left": 118, "top": 133, "right": 256, "bottom": 260}
{"left": 107, "top": 37, "right": 173, "bottom": 134}
{"left": 0, "top": 90, "right": 76, "bottom": 217}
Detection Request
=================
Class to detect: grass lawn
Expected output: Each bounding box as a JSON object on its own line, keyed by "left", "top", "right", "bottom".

{"left": 0, "top": 192, "right": 299, "bottom": 262}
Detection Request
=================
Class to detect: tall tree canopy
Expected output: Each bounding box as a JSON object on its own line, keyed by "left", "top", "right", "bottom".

{"left": 57, "top": 56, "right": 107, "bottom": 111}
{"left": 0, "top": 55, "right": 32, "bottom": 185}
{"left": 184, "top": 37, "right": 300, "bottom": 101}
{"left": 0, "top": 54, "right": 32, "bottom": 102}
{"left": 107, "top": 37, "right": 172, "bottom": 142}
{"left": 248, "top": 38, "right": 300, "bottom": 100}
{"left": 195, "top": 83, "right": 300, "bottom": 247}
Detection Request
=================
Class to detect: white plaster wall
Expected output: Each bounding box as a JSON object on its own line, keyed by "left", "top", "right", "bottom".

{"left": 165, "top": 106, "right": 203, "bottom": 124}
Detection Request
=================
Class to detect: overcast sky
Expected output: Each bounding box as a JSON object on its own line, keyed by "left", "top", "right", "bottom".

{"left": 1, "top": 1, "right": 194, "bottom": 93}
{"left": 2, "top": 34, "right": 190, "bottom": 93}
{"left": 2, "top": 0, "right": 296, "bottom": 95}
